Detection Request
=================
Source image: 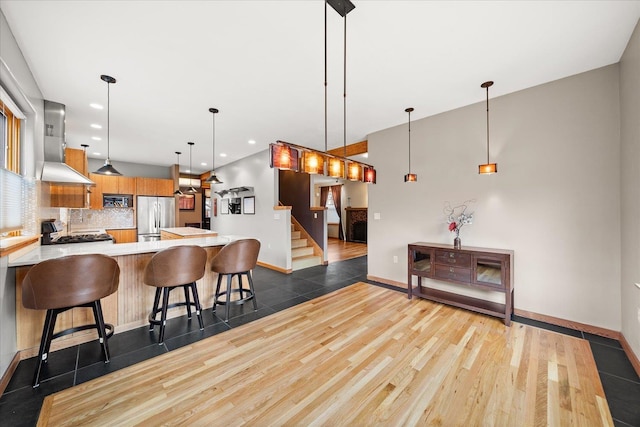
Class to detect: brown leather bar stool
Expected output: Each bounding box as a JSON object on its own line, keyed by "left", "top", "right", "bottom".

{"left": 21, "top": 254, "right": 120, "bottom": 388}
{"left": 210, "top": 239, "right": 260, "bottom": 322}
{"left": 143, "top": 245, "right": 207, "bottom": 344}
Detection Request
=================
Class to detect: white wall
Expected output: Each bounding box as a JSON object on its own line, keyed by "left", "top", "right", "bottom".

{"left": 368, "top": 64, "right": 622, "bottom": 331}
{"left": 620, "top": 19, "right": 640, "bottom": 360}
{"left": 212, "top": 149, "right": 291, "bottom": 270}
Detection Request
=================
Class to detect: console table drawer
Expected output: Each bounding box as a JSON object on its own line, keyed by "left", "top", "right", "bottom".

{"left": 435, "top": 250, "right": 471, "bottom": 267}
{"left": 434, "top": 264, "right": 472, "bottom": 282}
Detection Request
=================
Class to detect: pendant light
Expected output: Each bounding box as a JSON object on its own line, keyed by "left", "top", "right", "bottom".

{"left": 186, "top": 142, "right": 198, "bottom": 193}
{"left": 327, "top": 0, "right": 354, "bottom": 179}
{"left": 173, "top": 151, "right": 183, "bottom": 195}
{"left": 404, "top": 107, "right": 417, "bottom": 182}
{"left": 205, "top": 108, "right": 223, "bottom": 184}
{"left": 94, "top": 74, "right": 121, "bottom": 176}
{"left": 478, "top": 80, "right": 497, "bottom": 174}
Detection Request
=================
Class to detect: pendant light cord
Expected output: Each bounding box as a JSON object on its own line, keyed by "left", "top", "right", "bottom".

{"left": 343, "top": 13, "right": 347, "bottom": 159}
{"left": 486, "top": 85, "right": 490, "bottom": 164}
{"left": 212, "top": 113, "right": 216, "bottom": 170}
{"left": 107, "top": 81, "right": 111, "bottom": 159}
{"left": 324, "top": 0, "right": 328, "bottom": 153}
{"left": 408, "top": 109, "right": 412, "bottom": 173}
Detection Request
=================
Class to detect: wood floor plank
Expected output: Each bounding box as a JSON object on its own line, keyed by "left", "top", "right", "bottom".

{"left": 39, "top": 282, "right": 613, "bottom": 426}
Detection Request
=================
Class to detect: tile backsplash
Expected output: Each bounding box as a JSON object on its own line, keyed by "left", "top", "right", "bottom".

{"left": 40, "top": 207, "right": 135, "bottom": 233}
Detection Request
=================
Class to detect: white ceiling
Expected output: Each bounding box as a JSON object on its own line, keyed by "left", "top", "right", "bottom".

{"left": 1, "top": 1, "right": 639, "bottom": 175}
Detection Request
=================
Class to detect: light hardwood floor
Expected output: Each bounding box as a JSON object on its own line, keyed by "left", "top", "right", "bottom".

{"left": 327, "top": 237, "right": 367, "bottom": 263}
{"left": 38, "top": 283, "right": 612, "bottom": 426}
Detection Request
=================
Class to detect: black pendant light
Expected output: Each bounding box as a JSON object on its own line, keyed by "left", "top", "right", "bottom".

{"left": 404, "top": 107, "right": 417, "bottom": 182}
{"left": 94, "top": 74, "right": 122, "bottom": 175}
{"left": 478, "top": 81, "right": 497, "bottom": 174}
{"left": 205, "top": 108, "right": 223, "bottom": 184}
{"left": 173, "top": 151, "right": 183, "bottom": 195}
{"left": 186, "top": 142, "right": 198, "bottom": 193}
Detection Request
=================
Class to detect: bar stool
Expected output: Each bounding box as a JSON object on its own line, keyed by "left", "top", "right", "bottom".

{"left": 210, "top": 239, "right": 260, "bottom": 322}
{"left": 143, "top": 245, "right": 207, "bottom": 344}
{"left": 21, "top": 254, "right": 120, "bottom": 388}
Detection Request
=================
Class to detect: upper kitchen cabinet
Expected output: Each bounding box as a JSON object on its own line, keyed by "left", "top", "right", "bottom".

{"left": 50, "top": 148, "right": 89, "bottom": 208}
{"left": 88, "top": 174, "right": 136, "bottom": 210}
{"left": 136, "top": 177, "right": 174, "bottom": 197}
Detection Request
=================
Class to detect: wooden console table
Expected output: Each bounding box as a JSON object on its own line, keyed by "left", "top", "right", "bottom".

{"left": 408, "top": 242, "right": 514, "bottom": 326}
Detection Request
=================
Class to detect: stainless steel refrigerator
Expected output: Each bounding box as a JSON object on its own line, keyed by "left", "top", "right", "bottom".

{"left": 137, "top": 196, "right": 175, "bottom": 242}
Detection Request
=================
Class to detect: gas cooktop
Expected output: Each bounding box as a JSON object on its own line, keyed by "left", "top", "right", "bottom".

{"left": 48, "top": 233, "right": 114, "bottom": 245}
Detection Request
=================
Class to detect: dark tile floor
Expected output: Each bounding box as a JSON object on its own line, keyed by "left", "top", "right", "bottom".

{"left": 1, "top": 256, "right": 638, "bottom": 426}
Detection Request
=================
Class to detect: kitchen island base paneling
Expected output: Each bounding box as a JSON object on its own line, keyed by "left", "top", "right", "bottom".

{"left": 408, "top": 242, "right": 514, "bottom": 326}
{"left": 15, "top": 246, "right": 223, "bottom": 357}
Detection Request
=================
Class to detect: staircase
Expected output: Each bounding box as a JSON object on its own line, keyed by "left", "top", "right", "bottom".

{"left": 291, "top": 223, "right": 322, "bottom": 271}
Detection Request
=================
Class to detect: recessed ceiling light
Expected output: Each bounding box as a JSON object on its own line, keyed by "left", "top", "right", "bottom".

{"left": 200, "top": 162, "right": 207, "bottom": 166}
{"left": 248, "top": 139, "right": 256, "bottom": 145}
{"left": 186, "top": 169, "right": 191, "bottom": 173}
{"left": 91, "top": 136, "right": 102, "bottom": 141}
{"left": 361, "top": 153, "right": 368, "bottom": 158}
{"left": 90, "top": 124, "right": 102, "bottom": 129}
{"left": 92, "top": 152, "right": 101, "bottom": 156}
{"left": 220, "top": 153, "right": 227, "bottom": 157}
{"left": 90, "top": 103, "right": 103, "bottom": 110}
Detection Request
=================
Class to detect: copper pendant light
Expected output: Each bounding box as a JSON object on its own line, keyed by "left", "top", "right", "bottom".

{"left": 478, "top": 81, "right": 497, "bottom": 174}
{"left": 404, "top": 107, "right": 417, "bottom": 182}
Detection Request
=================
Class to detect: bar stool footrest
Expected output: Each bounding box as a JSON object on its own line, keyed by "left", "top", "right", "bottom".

{"left": 214, "top": 288, "right": 255, "bottom": 306}
{"left": 148, "top": 301, "right": 200, "bottom": 326}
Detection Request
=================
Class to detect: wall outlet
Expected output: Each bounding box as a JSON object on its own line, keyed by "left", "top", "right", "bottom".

{"left": 314, "top": 213, "right": 317, "bottom": 219}
{"left": 635, "top": 282, "right": 640, "bottom": 290}
{"left": 374, "top": 213, "right": 381, "bottom": 220}
{"left": 393, "top": 255, "right": 398, "bottom": 263}
{"left": 274, "top": 213, "right": 280, "bottom": 220}
{"left": 637, "top": 308, "right": 640, "bottom": 324}
{"left": 268, "top": 243, "right": 271, "bottom": 249}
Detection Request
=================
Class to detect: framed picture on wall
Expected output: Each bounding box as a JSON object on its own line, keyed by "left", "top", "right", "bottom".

{"left": 178, "top": 194, "right": 195, "bottom": 211}
{"left": 220, "top": 199, "right": 229, "bottom": 214}
{"left": 243, "top": 196, "right": 255, "bottom": 214}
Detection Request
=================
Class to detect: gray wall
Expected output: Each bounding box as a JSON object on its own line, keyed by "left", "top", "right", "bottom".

{"left": 0, "top": 9, "right": 44, "bottom": 377}
{"left": 87, "top": 158, "right": 172, "bottom": 179}
{"left": 620, "top": 19, "right": 640, "bottom": 361}
{"left": 368, "top": 64, "right": 622, "bottom": 331}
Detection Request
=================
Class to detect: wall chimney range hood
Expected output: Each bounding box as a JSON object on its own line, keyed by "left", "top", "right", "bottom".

{"left": 40, "top": 100, "right": 95, "bottom": 186}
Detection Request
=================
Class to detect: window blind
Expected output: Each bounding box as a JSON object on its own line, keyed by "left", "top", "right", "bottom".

{"left": 0, "top": 167, "right": 24, "bottom": 233}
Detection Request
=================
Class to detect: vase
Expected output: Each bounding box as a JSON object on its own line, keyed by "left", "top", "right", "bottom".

{"left": 454, "top": 236, "right": 461, "bottom": 249}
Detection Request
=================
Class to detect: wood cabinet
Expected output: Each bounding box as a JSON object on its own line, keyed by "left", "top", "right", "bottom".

{"left": 88, "top": 174, "right": 136, "bottom": 209}
{"left": 408, "top": 242, "right": 514, "bottom": 326}
{"left": 136, "top": 177, "right": 174, "bottom": 197}
{"left": 50, "top": 148, "right": 89, "bottom": 208}
{"left": 106, "top": 229, "right": 137, "bottom": 244}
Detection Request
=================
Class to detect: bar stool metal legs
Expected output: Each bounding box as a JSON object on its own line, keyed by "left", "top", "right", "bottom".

{"left": 148, "top": 281, "right": 204, "bottom": 345}
{"left": 213, "top": 271, "right": 258, "bottom": 323}
{"left": 33, "top": 301, "right": 113, "bottom": 387}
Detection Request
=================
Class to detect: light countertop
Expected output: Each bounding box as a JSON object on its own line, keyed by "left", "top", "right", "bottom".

{"left": 8, "top": 235, "right": 247, "bottom": 267}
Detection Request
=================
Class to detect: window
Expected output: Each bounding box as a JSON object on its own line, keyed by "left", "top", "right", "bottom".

{"left": 1, "top": 98, "right": 21, "bottom": 173}
{"left": 326, "top": 189, "right": 340, "bottom": 223}
{"left": 0, "top": 93, "right": 24, "bottom": 234}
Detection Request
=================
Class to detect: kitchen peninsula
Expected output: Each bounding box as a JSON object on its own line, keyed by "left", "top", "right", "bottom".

{"left": 8, "top": 235, "right": 245, "bottom": 357}
{"left": 160, "top": 227, "right": 218, "bottom": 240}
